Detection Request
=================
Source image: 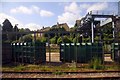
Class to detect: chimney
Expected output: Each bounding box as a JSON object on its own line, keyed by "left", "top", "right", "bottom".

{"left": 57, "top": 22, "right": 59, "bottom": 27}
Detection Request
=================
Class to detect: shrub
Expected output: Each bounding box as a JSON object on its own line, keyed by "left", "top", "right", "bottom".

{"left": 40, "top": 37, "right": 47, "bottom": 42}
{"left": 50, "top": 36, "right": 58, "bottom": 44}
{"left": 57, "top": 36, "right": 72, "bottom": 44}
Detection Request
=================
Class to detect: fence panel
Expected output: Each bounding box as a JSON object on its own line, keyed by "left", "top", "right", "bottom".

{"left": 12, "top": 42, "right": 46, "bottom": 64}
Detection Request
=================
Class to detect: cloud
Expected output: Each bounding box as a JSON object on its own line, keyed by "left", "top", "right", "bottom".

{"left": 58, "top": 2, "right": 71, "bottom": 6}
{"left": 10, "top": 6, "right": 33, "bottom": 14}
{"left": 87, "top": 2, "right": 108, "bottom": 12}
{"left": 0, "top": 13, "right": 24, "bottom": 27}
{"left": 10, "top": 5, "right": 54, "bottom": 17}
{"left": 58, "top": 2, "right": 81, "bottom": 27}
{"left": 79, "top": 3, "right": 91, "bottom": 9}
{"left": 58, "top": 2, "right": 109, "bottom": 27}
{"left": 65, "top": 2, "right": 80, "bottom": 14}
{"left": 0, "top": 13, "right": 41, "bottom": 30}
{"left": 25, "top": 23, "right": 41, "bottom": 30}
{"left": 31, "top": 5, "right": 40, "bottom": 13}
{"left": 58, "top": 12, "right": 80, "bottom": 25}
{"left": 40, "top": 10, "right": 54, "bottom": 17}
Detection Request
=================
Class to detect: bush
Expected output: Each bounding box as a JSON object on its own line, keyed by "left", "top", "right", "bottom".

{"left": 73, "top": 37, "right": 77, "bottom": 43}
{"left": 40, "top": 37, "right": 47, "bottom": 42}
{"left": 50, "top": 36, "right": 58, "bottom": 44}
{"left": 57, "top": 37, "right": 62, "bottom": 44}
{"left": 57, "top": 36, "right": 72, "bottom": 44}
{"left": 73, "top": 36, "right": 83, "bottom": 43}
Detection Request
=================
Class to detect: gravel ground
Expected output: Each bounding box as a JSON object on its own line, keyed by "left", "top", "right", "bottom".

{"left": 2, "top": 72, "right": 120, "bottom": 78}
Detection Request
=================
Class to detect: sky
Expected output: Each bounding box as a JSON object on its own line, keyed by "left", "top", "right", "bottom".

{"left": 0, "top": 0, "right": 119, "bottom": 30}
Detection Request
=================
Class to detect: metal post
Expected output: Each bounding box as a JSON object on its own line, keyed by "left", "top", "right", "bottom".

{"left": 61, "top": 33, "right": 64, "bottom": 62}
{"left": 21, "top": 34, "right": 23, "bottom": 64}
{"left": 91, "top": 22, "right": 94, "bottom": 43}
{"left": 34, "top": 33, "right": 36, "bottom": 64}
{"left": 61, "top": 33, "right": 63, "bottom": 43}
{"left": 112, "top": 21, "right": 115, "bottom": 41}
{"left": 75, "top": 33, "right": 78, "bottom": 68}
{"left": 13, "top": 43, "right": 16, "bottom": 64}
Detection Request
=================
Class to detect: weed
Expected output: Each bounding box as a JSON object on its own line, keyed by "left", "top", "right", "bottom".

{"left": 89, "top": 57, "right": 104, "bottom": 70}
{"left": 14, "top": 65, "right": 25, "bottom": 71}
{"left": 52, "top": 71, "right": 65, "bottom": 75}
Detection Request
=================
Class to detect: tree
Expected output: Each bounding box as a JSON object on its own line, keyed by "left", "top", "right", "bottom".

{"left": 19, "top": 34, "right": 33, "bottom": 42}
{"left": 2, "top": 19, "right": 13, "bottom": 32}
{"left": 19, "top": 28, "right": 25, "bottom": 32}
{"left": 13, "top": 24, "right": 19, "bottom": 40}
{"left": 2, "top": 19, "right": 13, "bottom": 42}
{"left": 44, "top": 27, "right": 66, "bottom": 38}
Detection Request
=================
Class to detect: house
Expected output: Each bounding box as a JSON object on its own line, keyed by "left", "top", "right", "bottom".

{"left": 38, "top": 27, "right": 50, "bottom": 37}
{"left": 40, "top": 27, "right": 50, "bottom": 32}
{"left": 32, "top": 27, "right": 50, "bottom": 38}
{"left": 52, "top": 22, "right": 70, "bottom": 31}
{"left": 75, "top": 20, "right": 81, "bottom": 27}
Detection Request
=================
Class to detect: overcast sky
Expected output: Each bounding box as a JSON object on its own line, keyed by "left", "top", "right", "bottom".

{"left": 0, "top": 0, "right": 119, "bottom": 30}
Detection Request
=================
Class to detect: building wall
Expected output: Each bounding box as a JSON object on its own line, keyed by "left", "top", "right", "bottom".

{"left": 62, "top": 23, "right": 69, "bottom": 31}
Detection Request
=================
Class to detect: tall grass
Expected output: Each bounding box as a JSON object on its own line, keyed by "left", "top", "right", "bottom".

{"left": 89, "top": 57, "right": 104, "bottom": 70}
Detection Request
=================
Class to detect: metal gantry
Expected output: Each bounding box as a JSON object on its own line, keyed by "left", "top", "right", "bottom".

{"left": 77, "top": 11, "right": 117, "bottom": 43}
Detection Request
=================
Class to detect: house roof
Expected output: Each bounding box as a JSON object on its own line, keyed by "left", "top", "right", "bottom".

{"left": 40, "top": 27, "right": 50, "bottom": 31}
{"left": 51, "top": 23, "right": 69, "bottom": 31}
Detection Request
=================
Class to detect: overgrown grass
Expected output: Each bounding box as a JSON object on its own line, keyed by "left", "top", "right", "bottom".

{"left": 104, "top": 64, "right": 120, "bottom": 70}
{"left": 2, "top": 62, "right": 120, "bottom": 72}
{"left": 14, "top": 65, "right": 26, "bottom": 71}
{"left": 89, "top": 57, "right": 105, "bottom": 70}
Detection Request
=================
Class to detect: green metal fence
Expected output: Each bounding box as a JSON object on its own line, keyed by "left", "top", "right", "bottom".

{"left": 111, "top": 43, "right": 120, "bottom": 63}
{"left": 60, "top": 43, "right": 104, "bottom": 63}
{"left": 12, "top": 42, "right": 46, "bottom": 64}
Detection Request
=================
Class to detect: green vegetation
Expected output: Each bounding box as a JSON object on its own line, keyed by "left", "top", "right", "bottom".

{"left": 104, "top": 64, "right": 120, "bottom": 70}
{"left": 52, "top": 71, "right": 65, "bottom": 75}
{"left": 46, "top": 47, "right": 59, "bottom": 52}
{"left": 2, "top": 62, "right": 120, "bottom": 72}
{"left": 19, "top": 34, "right": 33, "bottom": 42}
{"left": 3, "top": 18, "right": 120, "bottom": 45}
{"left": 57, "top": 36, "right": 73, "bottom": 44}
{"left": 89, "top": 57, "right": 104, "bottom": 70}
{"left": 14, "top": 65, "right": 26, "bottom": 71}
{"left": 50, "top": 36, "right": 58, "bottom": 44}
